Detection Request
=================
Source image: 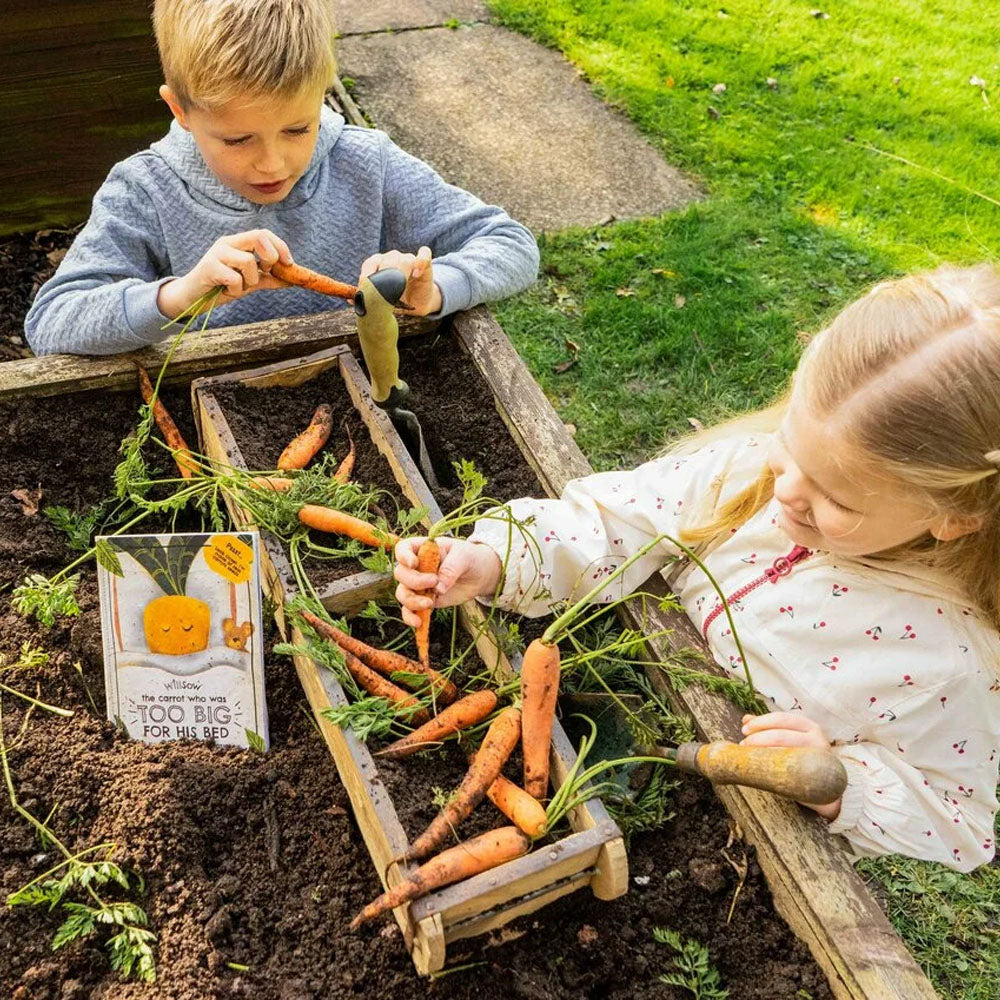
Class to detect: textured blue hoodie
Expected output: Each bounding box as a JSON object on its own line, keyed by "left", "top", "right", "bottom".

{"left": 25, "top": 107, "right": 539, "bottom": 355}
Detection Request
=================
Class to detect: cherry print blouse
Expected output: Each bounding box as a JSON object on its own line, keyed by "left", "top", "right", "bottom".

{"left": 469, "top": 434, "right": 1000, "bottom": 871}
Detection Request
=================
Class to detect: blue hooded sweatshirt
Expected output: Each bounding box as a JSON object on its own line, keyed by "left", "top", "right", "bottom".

{"left": 25, "top": 107, "right": 539, "bottom": 356}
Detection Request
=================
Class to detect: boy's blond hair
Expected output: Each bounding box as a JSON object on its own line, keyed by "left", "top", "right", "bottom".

{"left": 682, "top": 264, "right": 1000, "bottom": 629}
{"left": 153, "top": 0, "right": 336, "bottom": 109}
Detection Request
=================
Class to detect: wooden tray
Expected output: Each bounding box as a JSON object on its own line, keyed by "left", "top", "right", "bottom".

{"left": 191, "top": 343, "right": 628, "bottom": 974}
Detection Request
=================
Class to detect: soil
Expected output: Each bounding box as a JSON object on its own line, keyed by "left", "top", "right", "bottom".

{"left": 0, "top": 233, "right": 833, "bottom": 999}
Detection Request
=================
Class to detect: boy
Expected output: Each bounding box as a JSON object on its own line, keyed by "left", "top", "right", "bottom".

{"left": 24, "top": 0, "right": 539, "bottom": 356}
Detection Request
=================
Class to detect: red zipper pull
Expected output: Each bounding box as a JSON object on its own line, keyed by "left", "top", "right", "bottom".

{"left": 765, "top": 545, "right": 812, "bottom": 583}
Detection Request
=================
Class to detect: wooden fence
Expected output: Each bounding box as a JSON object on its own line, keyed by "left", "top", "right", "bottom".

{"left": 1, "top": 1, "right": 167, "bottom": 235}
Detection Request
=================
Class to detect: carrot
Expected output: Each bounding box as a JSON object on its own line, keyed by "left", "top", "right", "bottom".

{"left": 300, "top": 611, "right": 458, "bottom": 704}
{"left": 135, "top": 364, "right": 197, "bottom": 479}
{"left": 350, "top": 826, "right": 529, "bottom": 930}
{"left": 414, "top": 538, "right": 441, "bottom": 669}
{"left": 485, "top": 772, "right": 548, "bottom": 839}
{"left": 341, "top": 648, "right": 429, "bottom": 725}
{"left": 297, "top": 504, "right": 399, "bottom": 550}
{"left": 520, "top": 638, "right": 561, "bottom": 798}
{"left": 271, "top": 261, "right": 357, "bottom": 301}
{"left": 333, "top": 425, "right": 356, "bottom": 484}
{"left": 375, "top": 689, "right": 498, "bottom": 759}
{"left": 278, "top": 404, "right": 333, "bottom": 471}
{"left": 399, "top": 706, "right": 521, "bottom": 863}
{"left": 248, "top": 476, "right": 295, "bottom": 491}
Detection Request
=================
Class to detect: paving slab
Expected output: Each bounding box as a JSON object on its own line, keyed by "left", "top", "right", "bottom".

{"left": 333, "top": 0, "right": 489, "bottom": 37}
{"left": 337, "top": 24, "right": 701, "bottom": 232}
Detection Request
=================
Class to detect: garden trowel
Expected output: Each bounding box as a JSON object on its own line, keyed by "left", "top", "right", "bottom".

{"left": 560, "top": 692, "right": 847, "bottom": 805}
{"left": 354, "top": 268, "right": 439, "bottom": 489}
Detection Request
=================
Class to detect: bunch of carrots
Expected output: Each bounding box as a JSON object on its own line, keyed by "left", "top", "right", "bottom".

{"left": 298, "top": 604, "right": 557, "bottom": 931}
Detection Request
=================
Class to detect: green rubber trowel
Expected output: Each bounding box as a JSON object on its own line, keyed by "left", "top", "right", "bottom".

{"left": 354, "top": 268, "right": 439, "bottom": 489}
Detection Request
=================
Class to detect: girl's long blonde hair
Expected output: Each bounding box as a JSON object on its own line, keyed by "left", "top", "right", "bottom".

{"left": 681, "top": 264, "right": 1000, "bottom": 628}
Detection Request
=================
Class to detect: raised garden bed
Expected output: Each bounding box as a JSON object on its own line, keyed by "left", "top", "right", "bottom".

{"left": 0, "top": 290, "right": 936, "bottom": 997}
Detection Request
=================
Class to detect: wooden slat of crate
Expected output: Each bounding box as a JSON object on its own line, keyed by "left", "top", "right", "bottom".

{"left": 193, "top": 342, "right": 627, "bottom": 972}
{"left": 0, "top": 309, "right": 437, "bottom": 401}
{"left": 451, "top": 305, "right": 939, "bottom": 1000}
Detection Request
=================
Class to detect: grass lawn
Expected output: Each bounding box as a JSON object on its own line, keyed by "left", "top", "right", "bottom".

{"left": 487, "top": 1, "right": 1000, "bottom": 996}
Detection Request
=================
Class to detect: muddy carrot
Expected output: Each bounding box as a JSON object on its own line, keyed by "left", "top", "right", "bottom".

{"left": 271, "top": 261, "right": 357, "bottom": 301}
{"left": 520, "top": 638, "right": 561, "bottom": 799}
{"left": 350, "top": 826, "right": 529, "bottom": 930}
{"left": 298, "top": 505, "right": 399, "bottom": 550}
{"left": 300, "top": 611, "right": 458, "bottom": 704}
{"left": 414, "top": 538, "right": 441, "bottom": 669}
{"left": 248, "top": 476, "right": 295, "bottom": 491}
{"left": 333, "top": 425, "right": 356, "bottom": 484}
{"left": 399, "top": 706, "right": 521, "bottom": 864}
{"left": 278, "top": 404, "right": 333, "bottom": 471}
{"left": 375, "top": 690, "right": 498, "bottom": 759}
{"left": 135, "top": 364, "right": 197, "bottom": 478}
{"left": 484, "top": 772, "right": 548, "bottom": 839}
{"left": 341, "top": 648, "right": 429, "bottom": 725}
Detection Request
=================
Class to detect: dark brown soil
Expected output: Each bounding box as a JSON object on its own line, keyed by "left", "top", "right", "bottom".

{"left": 0, "top": 235, "right": 833, "bottom": 999}
{"left": 0, "top": 228, "right": 78, "bottom": 361}
{"left": 213, "top": 372, "right": 404, "bottom": 588}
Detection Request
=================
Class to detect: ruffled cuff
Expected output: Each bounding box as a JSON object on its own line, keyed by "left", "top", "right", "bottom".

{"left": 827, "top": 751, "right": 869, "bottom": 835}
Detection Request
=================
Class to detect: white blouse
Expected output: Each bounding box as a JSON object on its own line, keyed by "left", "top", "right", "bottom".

{"left": 471, "top": 434, "right": 1000, "bottom": 871}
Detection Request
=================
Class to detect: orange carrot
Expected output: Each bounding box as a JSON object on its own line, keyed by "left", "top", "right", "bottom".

{"left": 520, "top": 638, "right": 561, "bottom": 798}
{"left": 135, "top": 364, "right": 197, "bottom": 479}
{"left": 341, "top": 648, "right": 429, "bottom": 725}
{"left": 333, "top": 425, "right": 356, "bottom": 484}
{"left": 300, "top": 611, "right": 458, "bottom": 704}
{"left": 350, "top": 826, "right": 529, "bottom": 930}
{"left": 414, "top": 538, "right": 440, "bottom": 669}
{"left": 248, "top": 476, "right": 295, "bottom": 491}
{"left": 298, "top": 504, "right": 399, "bottom": 550}
{"left": 485, "top": 772, "right": 548, "bottom": 839}
{"left": 278, "top": 404, "right": 333, "bottom": 471}
{"left": 375, "top": 690, "right": 498, "bottom": 759}
{"left": 271, "top": 261, "right": 357, "bottom": 301}
{"left": 399, "top": 706, "right": 521, "bottom": 864}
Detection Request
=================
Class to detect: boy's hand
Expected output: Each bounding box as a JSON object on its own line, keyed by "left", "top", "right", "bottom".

{"left": 394, "top": 537, "right": 503, "bottom": 628}
{"left": 158, "top": 229, "right": 293, "bottom": 319}
{"left": 360, "top": 245, "right": 442, "bottom": 315}
{"left": 741, "top": 712, "right": 842, "bottom": 819}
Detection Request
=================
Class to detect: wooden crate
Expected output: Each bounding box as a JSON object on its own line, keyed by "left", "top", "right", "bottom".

{"left": 0, "top": 309, "right": 940, "bottom": 997}
{"left": 191, "top": 343, "right": 628, "bottom": 974}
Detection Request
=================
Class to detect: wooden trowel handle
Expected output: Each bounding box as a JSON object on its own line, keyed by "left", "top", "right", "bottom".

{"left": 672, "top": 741, "right": 848, "bottom": 805}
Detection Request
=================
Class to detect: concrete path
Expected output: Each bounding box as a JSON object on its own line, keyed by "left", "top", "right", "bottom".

{"left": 335, "top": 17, "right": 700, "bottom": 232}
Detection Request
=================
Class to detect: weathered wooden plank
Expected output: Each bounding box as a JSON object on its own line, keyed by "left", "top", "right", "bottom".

{"left": 0, "top": 310, "right": 437, "bottom": 401}
{"left": 412, "top": 825, "right": 611, "bottom": 927}
{"left": 452, "top": 307, "right": 939, "bottom": 1000}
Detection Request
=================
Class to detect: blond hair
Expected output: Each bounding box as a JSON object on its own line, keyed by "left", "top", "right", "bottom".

{"left": 682, "top": 264, "right": 1000, "bottom": 628}
{"left": 153, "top": 0, "right": 336, "bottom": 109}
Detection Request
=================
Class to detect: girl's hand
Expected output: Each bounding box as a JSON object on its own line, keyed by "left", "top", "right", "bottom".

{"left": 394, "top": 537, "right": 503, "bottom": 628}
{"left": 740, "top": 712, "right": 842, "bottom": 820}
{"left": 360, "top": 245, "right": 442, "bottom": 316}
{"left": 158, "top": 229, "right": 293, "bottom": 317}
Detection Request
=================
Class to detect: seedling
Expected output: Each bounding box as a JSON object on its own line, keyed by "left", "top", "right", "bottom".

{"left": 653, "top": 927, "right": 729, "bottom": 999}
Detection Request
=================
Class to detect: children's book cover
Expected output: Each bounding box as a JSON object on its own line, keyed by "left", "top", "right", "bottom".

{"left": 96, "top": 531, "right": 268, "bottom": 749}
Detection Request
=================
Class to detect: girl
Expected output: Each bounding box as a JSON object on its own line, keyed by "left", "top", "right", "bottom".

{"left": 395, "top": 264, "right": 1000, "bottom": 872}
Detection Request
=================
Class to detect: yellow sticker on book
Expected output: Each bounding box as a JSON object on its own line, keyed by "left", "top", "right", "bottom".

{"left": 204, "top": 535, "right": 254, "bottom": 584}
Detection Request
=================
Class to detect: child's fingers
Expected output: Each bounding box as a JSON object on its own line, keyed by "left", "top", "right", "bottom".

{"left": 395, "top": 580, "right": 433, "bottom": 616}
{"left": 218, "top": 247, "right": 260, "bottom": 290}
{"left": 394, "top": 564, "right": 438, "bottom": 591}
{"left": 393, "top": 537, "right": 425, "bottom": 569}
{"left": 740, "top": 729, "right": 819, "bottom": 749}
{"left": 741, "top": 712, "right": 819, "bottom": 736}
{"left": 210, "top": 263, "right": 249, "bottom": 298}
{"left": 435, "top": 544, "right": 477, "bottom": 595}
{"left": 410, "top": 245, "right": 433, "bottom": 281}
